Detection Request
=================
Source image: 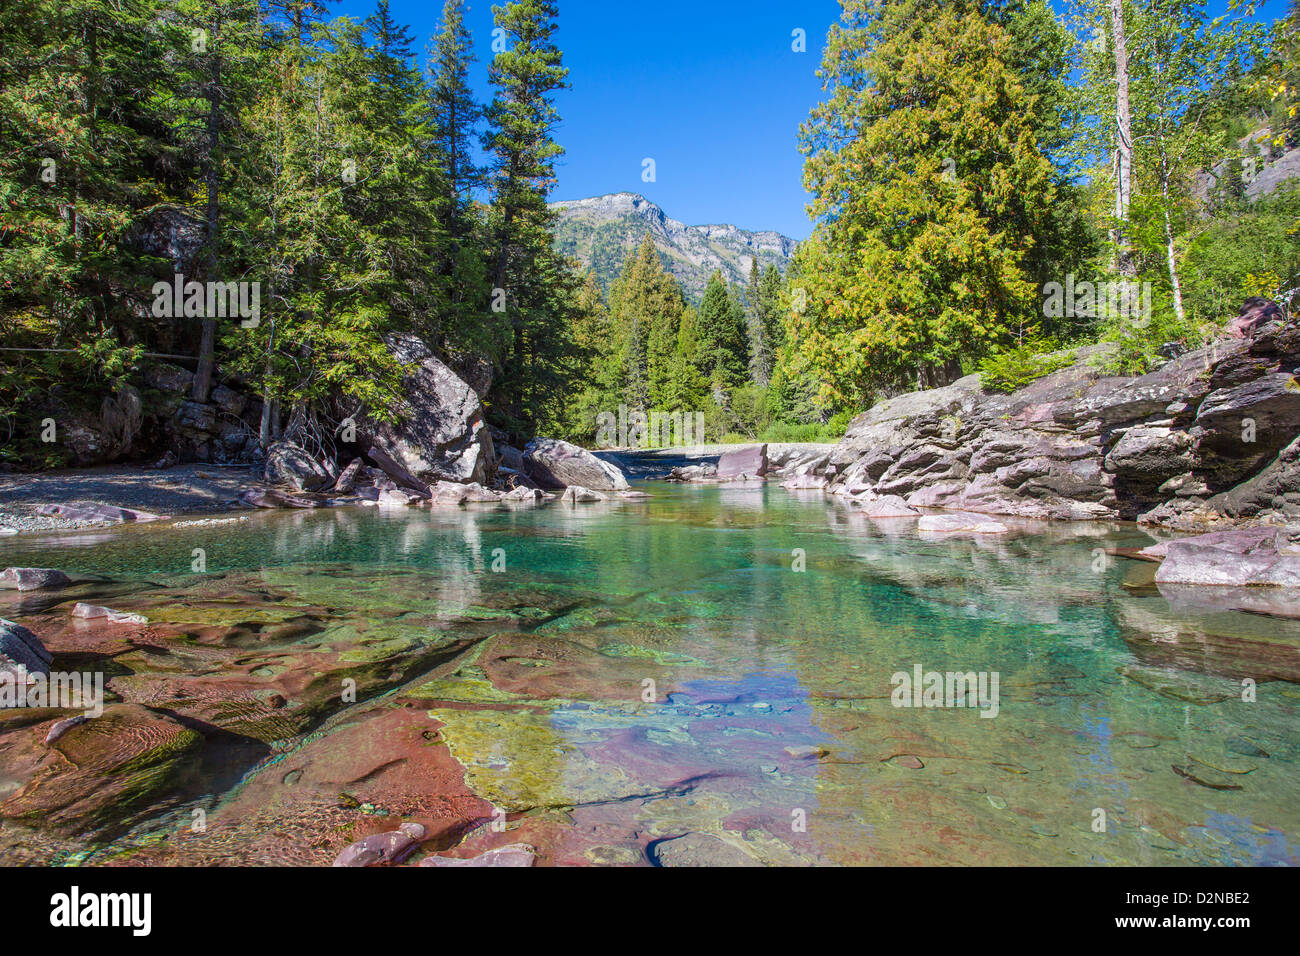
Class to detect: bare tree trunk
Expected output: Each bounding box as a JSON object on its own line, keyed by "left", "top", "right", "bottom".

{"left": 1110, "top": 0, "right": 1136, "bottom": 277}
{"left": 192, "top": 14, "right": 223, "bottom": 403}
{"left": 1159, "top": 140, "right": 1186, "bottom": 322}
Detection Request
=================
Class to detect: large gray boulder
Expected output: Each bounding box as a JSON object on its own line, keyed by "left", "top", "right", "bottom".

{"left": 523, "top": 438, "right": 629, "bottom": 491}
{"left": 365, "top": 334, "right": 494, "bottom": 486}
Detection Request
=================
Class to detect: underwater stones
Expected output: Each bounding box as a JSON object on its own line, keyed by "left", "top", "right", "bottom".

{"left": 0, "top": 568, "right": 71, "bottom": 592}
{"left": 43, "top": 714, "right": 88, "bottom": 745}
{"left": 885, "top": 754, "right": 925, "bottom": 770}
{"left": 333, "top": 821, "right": 427, "bottom": 867}
{"left": 916, "top": 513, "right": 1010, "bottom": 535}
{"left": 853, "top": 493, "right": 918, "bottom": 518}
{"left": 562, "top": 485, "right": 606, "bottom": 504}
{"left": 652, "top": 832, "right": 759, "bottom": 867}
{"left": 0, "top": 619, "right": 52, "bottom": 680}
{"left": 784, "top": 745, "right": 828, "bottom": 759}
{"left": 0, "top": 703, "right": 203, "bottom": 837}
{"left": 717, "top": 444, "right": 768, "bottom": 480}
{"left": 523, "top": 437, "right": 629, "bottom": 491}
{"left": 420, "top": 843, "right": 537, "bottom": 867}
{"left": 71, "top": 603, "right": 148, "bottom": 625}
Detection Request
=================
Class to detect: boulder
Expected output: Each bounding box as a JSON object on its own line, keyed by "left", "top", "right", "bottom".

{"left": 263, "top": 442, "right": 332, "bottom": 491}
{"left": 0, "top": 568, "right": 71, "bottom": 592}
{"left": 333, "top": 822, "right": 427, "bottom": 867}
{"left": 1152, "top": 526, "right": 1300, "bottom": 587}
{"left": 561, "top": 485, "right": 606, "bottom": 503}
{"left": 0, "top": 619, "right": 52, "bottom": 680}
{"left": 333, "top": 457, "right": 364, "bottom": 494}
{"left": 365, "top": 334, "right": 494, "bottom": 486}
{"left": 717, "top": 444, "right": 768, "bottom": 479}
{"left": 365, "top": 443, "right": 432, "bottom": 498}
{"left": 523, "top": 438, "right": 629, "bottom": 491}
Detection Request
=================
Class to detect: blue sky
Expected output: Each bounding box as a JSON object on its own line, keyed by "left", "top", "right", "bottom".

{"left": 336, "top": 0, "right": 1282, "bottom": 241}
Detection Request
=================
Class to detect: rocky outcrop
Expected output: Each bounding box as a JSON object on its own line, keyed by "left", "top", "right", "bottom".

{"left": 362, "top": 334, "right": 494, "bottom": 487}
{"left": 814, "top": 313, "right": 1300, "bottom": 530}
{"left": 523, "top": 438, "right": 629, "bottom": 491}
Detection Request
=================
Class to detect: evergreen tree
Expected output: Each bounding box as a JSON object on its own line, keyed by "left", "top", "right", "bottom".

{"left": 482, "top": 0, "right": 576, "bottom": 435}
{"left": 796, "top": 0, "right": 1061, "bottom": 405}
{"left": 695, "top": 271, "right": 748, "bottom": 390}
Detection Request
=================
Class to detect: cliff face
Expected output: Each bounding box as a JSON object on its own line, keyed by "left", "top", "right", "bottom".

{"left": 819, "top": 318, "right": 1300, "bottom": 531}
{"left": 549, "top": 192, "right": 797, "bottom": 301}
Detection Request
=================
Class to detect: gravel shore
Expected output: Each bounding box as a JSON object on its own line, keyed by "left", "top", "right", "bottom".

{"left": 0, "top": 464, "right": 258, "bottom": 535}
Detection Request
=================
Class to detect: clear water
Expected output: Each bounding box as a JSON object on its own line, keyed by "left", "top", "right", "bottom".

{"left": 1, "top": 483, "right": 1297, "bottom": 865}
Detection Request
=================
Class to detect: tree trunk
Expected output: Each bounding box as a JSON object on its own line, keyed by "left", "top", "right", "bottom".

{"left": 1158, "top": 139, "right": 1186, "bottom": 323}
{"left": 1110, "top": 0, "right": 1136, "bottom": 277}
{"left": 192, "top": 15, "right": 223, "bottom": 403}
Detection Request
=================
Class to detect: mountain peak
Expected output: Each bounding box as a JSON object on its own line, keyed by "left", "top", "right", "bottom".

{"left": 549, "top": 194, "right": 797, "bottom": 302}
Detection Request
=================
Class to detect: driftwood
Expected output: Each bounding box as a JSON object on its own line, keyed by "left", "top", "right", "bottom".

{"left": 238, "top": 487, "right": 321, "bottom": 509}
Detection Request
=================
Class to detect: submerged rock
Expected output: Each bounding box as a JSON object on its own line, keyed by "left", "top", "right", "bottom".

{"left": 0, "top": 568, "right": 71, "bottom": 592}
{"left": 1151, "top": 526, "right": 1300, "bottom": 587}
{"left": 71, "top": 603, "right": 148, "bottom": 625}
{"left": 652, "top": 833, "right": 759, "bottom": 867}
{"left": 916, "top": 513, "right": 1010, "bottom": 535}
{"left": 419, "top": 843, "right": 537, "bottom": 867}
{"left": 333, "top": 822, "right": 427, "bottom": 867}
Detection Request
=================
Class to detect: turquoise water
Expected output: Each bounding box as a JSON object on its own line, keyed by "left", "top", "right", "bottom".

{"left": 1, "top": 483, "right": 1297, "bottom": 865}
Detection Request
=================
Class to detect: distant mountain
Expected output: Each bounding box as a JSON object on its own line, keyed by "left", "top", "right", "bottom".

{"left": 549, "top": 192, "right": 798, "bottom": 303}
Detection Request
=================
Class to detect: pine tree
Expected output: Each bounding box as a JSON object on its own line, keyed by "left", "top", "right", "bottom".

{"left": 695, "top": 271, "right": 748, "bottom": 390}
{"left": 482, "top": 0, "right": 575, "bottom": 434}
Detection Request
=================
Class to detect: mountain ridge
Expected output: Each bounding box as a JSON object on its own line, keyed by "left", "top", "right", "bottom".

{"left": 549, "top": 192, "right": 798, "bottom": 302}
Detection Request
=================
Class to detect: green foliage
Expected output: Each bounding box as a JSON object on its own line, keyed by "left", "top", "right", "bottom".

{"left": 978, "top": 343, "right": 1074, "bottom": 393}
